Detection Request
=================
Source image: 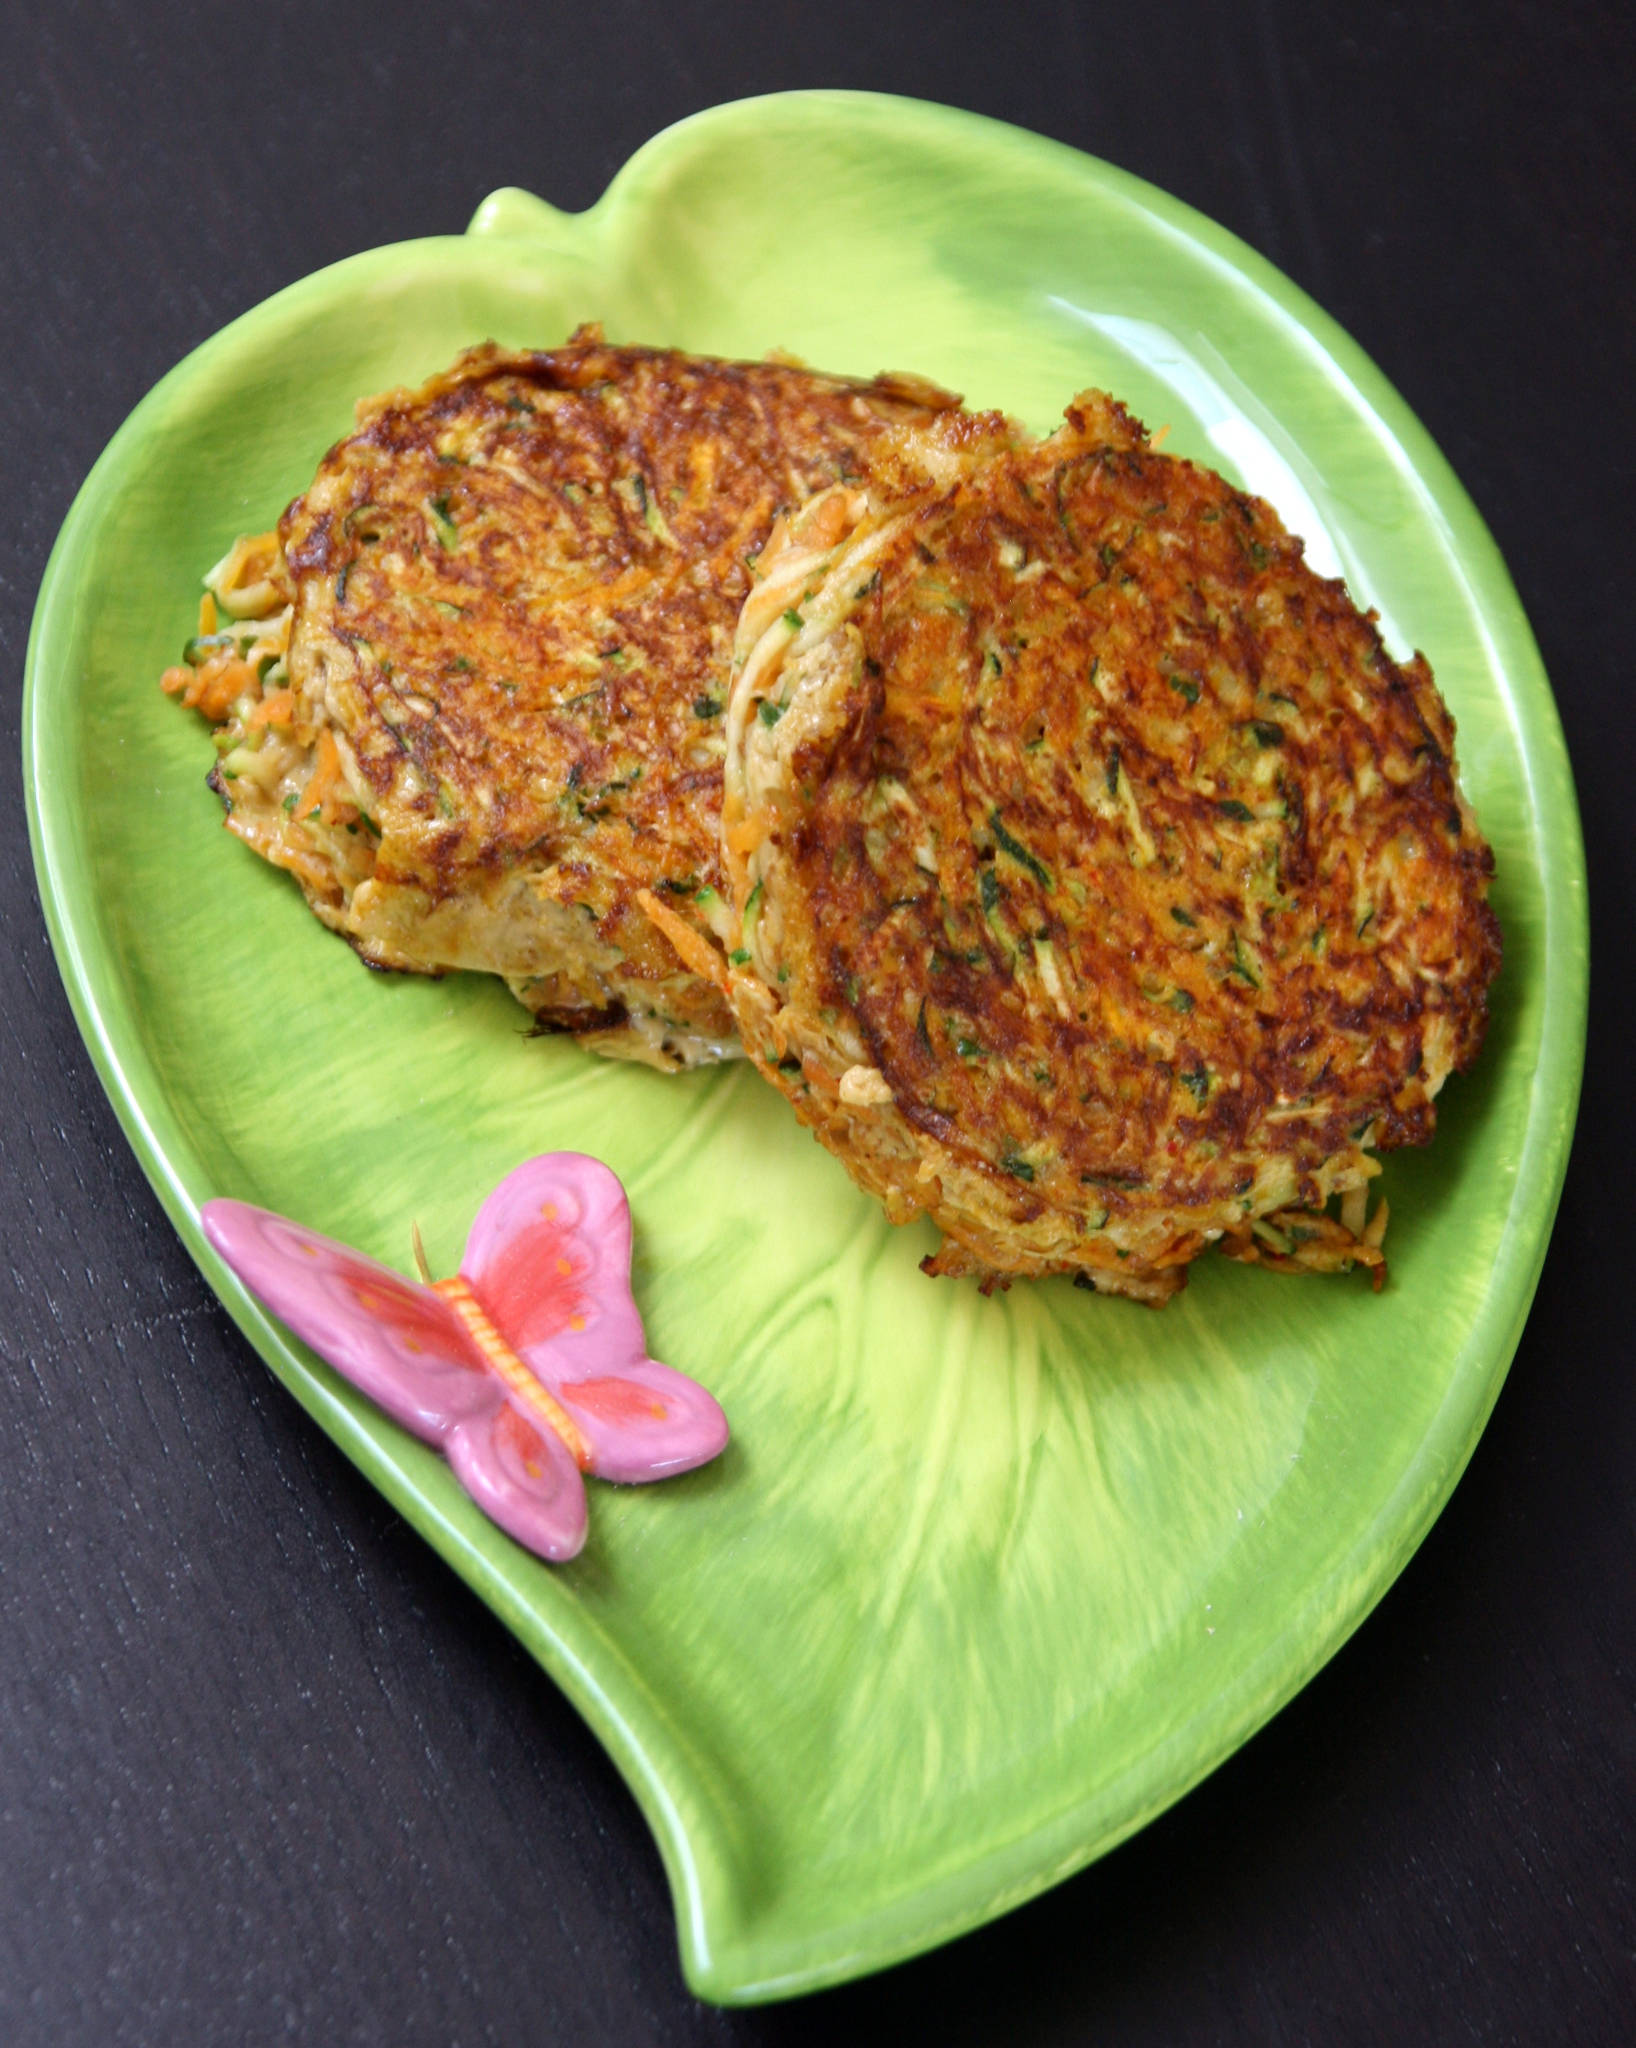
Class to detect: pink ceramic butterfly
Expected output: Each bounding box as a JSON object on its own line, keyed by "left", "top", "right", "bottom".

{"left": 201, "top": 1153, "right": 728, "bottom": 1563}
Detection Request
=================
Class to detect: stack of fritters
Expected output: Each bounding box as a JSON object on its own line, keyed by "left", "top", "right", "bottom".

{"left": 202, "top": 329, "right": 958, "bottom": 1069}
{"left": 175, "top": 339, "right": 1500, "bottom": 1299}
{"left": 720, "top": 397, "right": 1501, "bottom": 1300}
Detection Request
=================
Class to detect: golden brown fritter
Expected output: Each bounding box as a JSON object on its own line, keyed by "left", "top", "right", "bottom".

{"left": 199, "top": 330, "right": 958, "bottom": 1068}
{"left": 722, "top": 397, "right": 1501, "bottom": 1300}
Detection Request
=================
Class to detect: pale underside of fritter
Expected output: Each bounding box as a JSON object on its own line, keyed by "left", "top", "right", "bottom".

{"left": 722, "top": 400, "right": 1501, "bottom": 1301}
{"left": 185, "top": 333, "right": 957, "bottom": 1069}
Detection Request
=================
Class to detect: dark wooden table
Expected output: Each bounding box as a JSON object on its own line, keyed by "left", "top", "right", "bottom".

{"left": 3, "top": 4, "right": 1631, "bottom": 2041}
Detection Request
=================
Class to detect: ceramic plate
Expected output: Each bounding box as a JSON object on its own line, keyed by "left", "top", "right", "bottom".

{"left": 24, "top": 92, "right": 1586, "bottom": 2003}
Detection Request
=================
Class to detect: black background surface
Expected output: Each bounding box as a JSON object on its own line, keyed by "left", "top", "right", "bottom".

{"left": 3, "top": 4, "right": 1632, "bottom": 2042}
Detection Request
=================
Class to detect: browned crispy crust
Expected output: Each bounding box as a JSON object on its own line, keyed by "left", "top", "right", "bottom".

{"left": 723, "top": 396, "right": 1501, "bottom": 1297}
{"left": 250, "top": 331, "right": 958, "bottom": 1064}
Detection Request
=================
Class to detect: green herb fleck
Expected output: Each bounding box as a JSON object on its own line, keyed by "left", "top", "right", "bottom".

{"left": 427, "top": 494, "right": 459, "bottom": 548}
{"left": 758, "top": 699, "right": 786, "bottom": 728}
{"left": 1216, "top": 798, "right": 1255, "bottom": 823}
{"left": 728, "top": 948, "right": 751, "bottom": 965}
{"left": 1168, "top": 673, "right": 1201, "bottom": 706}
{"left": 999, "top": 1150, "right": 1036, "bottom": 1184}
{"left": 783, "top": 609, "right": 804, "bottom": 631}
{"left": 1170, "top": 905, "right": 1196, "bottom": 927}
{"left": 991, "top": 809, "right": 1053, "bottom": 890}
{"left": 1106, "top": 745, "right": 1121, "bottom": 797}
{"left": 1250, "top": 720, "right": 1285, "bottom": 747}
{"left": 693, "top": 695, "right": 722, "bottom": 718}
{"left": 1227, "top": 930, "right": 1263, "bottom": 989}
{"left": 1180, "top": 1064, "right": 1210, "bottom": 1107}
{"left": 1169, "top": 988, "right": 1196, "bottom": 1013}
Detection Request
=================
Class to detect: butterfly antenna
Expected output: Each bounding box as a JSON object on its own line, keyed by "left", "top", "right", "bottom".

{"left": 410, "top": 1220, "right": 433, "bottom": 1284}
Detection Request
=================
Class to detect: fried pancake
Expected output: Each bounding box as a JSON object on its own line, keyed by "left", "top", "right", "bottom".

{"left": 722, "top": 397, "right": 1501, "bottom": 1301}
{"left": 195, "top": 331, "right": 958, "bottom": 1068}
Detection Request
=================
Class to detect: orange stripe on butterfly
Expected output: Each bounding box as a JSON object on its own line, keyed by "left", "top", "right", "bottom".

{"left": 432, "top": 1276, "right": 593, "bottom": 1470}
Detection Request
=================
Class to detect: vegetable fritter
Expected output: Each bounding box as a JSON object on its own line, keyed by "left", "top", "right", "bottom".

{"left": 722, "top": 397, "right": 1501, "bottom": 1300}
{"left": 193, "top": 330, "right": 958, "bottom": 1068}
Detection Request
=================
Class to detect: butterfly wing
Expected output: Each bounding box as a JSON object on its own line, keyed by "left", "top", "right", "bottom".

{"left": 446, "top": 1404, "right": 587, "bottom": 1562}
{"left": 202, "top": 1199, "right": 500, "bottom": 1442}
{"left": 202, "top": 1199, "right": 588, "bottom": 1563}
{"left": 460, "top": 1153, "right": 730, "bottom": 1484}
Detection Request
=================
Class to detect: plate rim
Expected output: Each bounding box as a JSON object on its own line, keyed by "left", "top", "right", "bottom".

{"left": 22, "top": 88, "right": 1589, "bottom": 2003}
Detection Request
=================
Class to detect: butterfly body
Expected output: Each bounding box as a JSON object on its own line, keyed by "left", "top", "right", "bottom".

{"left": 201, "top": 1153, "right": 728, "bottom": 1561}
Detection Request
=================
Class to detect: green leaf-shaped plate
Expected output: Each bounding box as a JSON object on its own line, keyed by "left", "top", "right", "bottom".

{"left": 24, "top": 91, "right": 1587, "bottom": 2003}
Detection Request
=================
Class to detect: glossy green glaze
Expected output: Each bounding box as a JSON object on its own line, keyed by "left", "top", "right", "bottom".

{"left": 24, "top": 93, "right": 1586, "bottom": 2003}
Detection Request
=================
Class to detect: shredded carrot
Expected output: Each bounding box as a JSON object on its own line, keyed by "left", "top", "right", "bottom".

{"left": 569, "top": 562, "right": 657, "bottom": 610}
{"left": 725, "top": 811, "right": 770, "bottom": 859}
{"left": 883, "top": 686, "right": 960, "bottom": 723}
{"left": 634, "top": 888, "right": 728, "bottom": 990}
{"left": 706, "top": 492, "right": 774, "bottom": 577}
{"left": 1153, "top": 1233, "right": 1208, "bottom": 1270}
{"left": 240, "top": 534, "right": 279, "bottom": 583}
{"left": 248, "top": 689, "right": 296, "bottom": 730}
{"left": 687, "top": 439, "right": 719, "bottom": 498}
{"left": 160, "top": 665, "right": 193, "bottom": 697}
{"left": 793, "top": 490, "right": 854, "bottom": 552}
{"left": 198, "top": 592, "right": 217, "bottom": 636}
{"left": 213, "top": 531, "right": 280, "bottom": 599}
{"left": 184, "top": 656, "right": 258, "bottom": 721}
{"left": 296, "top": 728, "right": 350, "bottom": 823}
